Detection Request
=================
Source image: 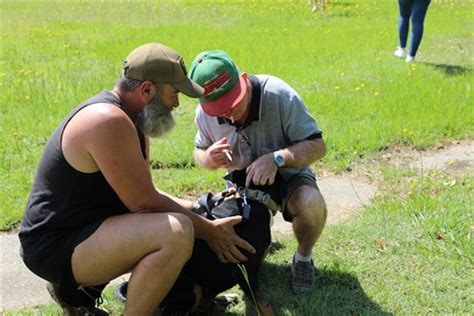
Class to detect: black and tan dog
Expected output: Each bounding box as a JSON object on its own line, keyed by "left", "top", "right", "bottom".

{"left": 115, "top": 170, "right": 286, "bottom": 315}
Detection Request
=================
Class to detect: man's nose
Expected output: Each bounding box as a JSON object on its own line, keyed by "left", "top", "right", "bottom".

{"left": 223, "top": 107, "right": 233, "bottom": 118}
{"left": 172, "top": 96, "right": 180, "bottom": 108}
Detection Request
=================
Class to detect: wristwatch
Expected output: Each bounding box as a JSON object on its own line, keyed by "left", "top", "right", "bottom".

{"left": 272, "top": 151, "right": 285, "bottom": 168}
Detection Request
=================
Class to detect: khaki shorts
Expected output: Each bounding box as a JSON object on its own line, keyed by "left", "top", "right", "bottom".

{"left": 282, "top": 173, "right": 319, "bottom": 222}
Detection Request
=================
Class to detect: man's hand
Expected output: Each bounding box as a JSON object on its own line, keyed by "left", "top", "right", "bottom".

{"left": 206, "top": 216, "right": 256, "bottom": 263}
{"left": 206, "top": 137, "right": 233, "bottom": 169}
{"left": 245, "top": 153, "right": 278, "bottom": 187}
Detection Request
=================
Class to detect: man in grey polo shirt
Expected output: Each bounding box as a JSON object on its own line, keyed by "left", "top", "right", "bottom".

{"left": 189, "top": 50, "right": 327, "bottom": 294}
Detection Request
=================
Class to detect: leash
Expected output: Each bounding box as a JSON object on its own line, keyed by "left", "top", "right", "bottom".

{"left": 237, "top": 187, "right": 280, "bottom": 215}
{"left": 236, "top": 263, "right": 261, "bottom": 316}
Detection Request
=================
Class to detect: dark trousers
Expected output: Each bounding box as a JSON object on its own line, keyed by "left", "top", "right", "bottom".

{"left": 398, "top": 0, "right": 431, "bottom": 57}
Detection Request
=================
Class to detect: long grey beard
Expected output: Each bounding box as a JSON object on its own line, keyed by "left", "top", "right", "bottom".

{"left": 135, "top": 96, "right": 175, "bottom": 138}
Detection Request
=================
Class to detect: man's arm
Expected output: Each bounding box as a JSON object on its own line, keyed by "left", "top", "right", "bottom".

{"left": 193, "top": 137, "right": 232, "bottom": 170}
{"left": 246, "top": 138, "right": 326, "bottom": 187}
{"left": 275, "top": 138, "right": 326, "bottom": 168}
{"left": 194, "top": 148, "right": 217, "bottom": 170}
{"left": 156, "top": 190, "right": 255, "bottom": 263}
{"left": 64, "top": 104, "right": 254, "bottom": 263}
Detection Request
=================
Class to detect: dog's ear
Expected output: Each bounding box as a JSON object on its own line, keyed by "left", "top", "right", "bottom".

{"left": 223, "top": 169, "right": 247, "bottom": 187}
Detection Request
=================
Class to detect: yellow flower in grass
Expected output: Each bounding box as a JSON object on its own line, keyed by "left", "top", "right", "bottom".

{"left": 374, "top": 92, "right": 380, "bottom": 96}
{"left": 335, "top": 86, "right": 340, "bottom": 90}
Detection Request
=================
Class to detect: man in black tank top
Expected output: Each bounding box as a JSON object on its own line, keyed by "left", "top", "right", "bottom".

{"left": 19, "top": 43, "right": 255, "bottom": 316}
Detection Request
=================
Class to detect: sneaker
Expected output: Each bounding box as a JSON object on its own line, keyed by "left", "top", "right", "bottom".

{"left": 394, "top": 47, "right": 407, "bottom": 58}
{"left": 46, "top": 282, "right": 108, "bottom": 316}
{"left": 114, "top": 281, "right": 128, "bottom": 303}
{"left": 405, "top": 55, "right": 415, "bottom": 63}
{"left": 291, "top": 256, "right": 315, "bottom": 294}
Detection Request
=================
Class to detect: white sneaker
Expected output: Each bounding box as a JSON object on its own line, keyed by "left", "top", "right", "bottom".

{"left": 405, "top": 55, "right": 415, "bottom": 63}
{"left": 394, "top": 47, "right": 407, "bottom": 58}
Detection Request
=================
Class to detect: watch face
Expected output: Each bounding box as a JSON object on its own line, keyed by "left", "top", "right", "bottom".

{"left": 274, "top": 153, "right": 285, "bottom": 167}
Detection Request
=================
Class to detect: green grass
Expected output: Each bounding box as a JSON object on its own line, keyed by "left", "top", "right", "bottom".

{"left": 4, "top": 170, "right": 472, "bottom": 315}
{"left": 1, "top": 0, "right": 473, "bottom": 230}
{"left": 1, "top": 0, "right": 473, "bottom": 314}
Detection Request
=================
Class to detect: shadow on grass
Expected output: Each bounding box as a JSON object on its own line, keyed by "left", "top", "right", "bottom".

{"left": 254, "top": 261, "right": 392, "bottom": 315}
{"left": 422, "top": 62, "right": 472, "bottom": 77}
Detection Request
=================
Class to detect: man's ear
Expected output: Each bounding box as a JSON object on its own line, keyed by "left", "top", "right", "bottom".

{"left": 140, "top": 81, "right": 155, "bottom": 101}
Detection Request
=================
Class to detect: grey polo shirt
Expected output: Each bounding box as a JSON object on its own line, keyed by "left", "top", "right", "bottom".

{"left": 194, "top": 74, "right": 322, "bottom": 182}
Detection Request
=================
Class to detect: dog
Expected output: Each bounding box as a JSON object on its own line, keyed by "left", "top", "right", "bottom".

{"left": 115, "top": 170, "right": 286, "bottom": 315}
{"left": 309, "top": 0, "right": 329, "bottom": 13}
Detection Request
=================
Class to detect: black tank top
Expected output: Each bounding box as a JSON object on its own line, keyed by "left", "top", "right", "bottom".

{"left": 19, "top": 91, "right": 146, "bottom": 258}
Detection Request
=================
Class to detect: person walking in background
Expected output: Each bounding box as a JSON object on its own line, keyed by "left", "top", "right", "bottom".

{"left": 189, "top": 50, "right": 327, "bottom": 295}
{"left": 394, "top": 0, "right": 431, "bottom": 63}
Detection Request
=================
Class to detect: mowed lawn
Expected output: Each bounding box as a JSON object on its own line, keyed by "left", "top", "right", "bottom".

{"left": 1, "top": 0, "right": 473, "bottom": 315}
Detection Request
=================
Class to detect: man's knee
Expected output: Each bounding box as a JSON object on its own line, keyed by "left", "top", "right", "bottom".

{"left": 288, "top": 186, "right": 327, "bottom": 222}
{"left": 169, "top": 212, "right": 194, "bottom": 234}
{"left": 166, "top": 213, "right": 195, "bottom": 257}
{"left": 310, "top": 190, "right": 327, "bottom": 220}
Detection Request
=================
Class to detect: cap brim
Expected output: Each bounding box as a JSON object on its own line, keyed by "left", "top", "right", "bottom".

{"left": 172, "top": 78, "right": 204, "bottom": 98}
{"left": 201, "top": 74, "right": 247, "bottom": 117}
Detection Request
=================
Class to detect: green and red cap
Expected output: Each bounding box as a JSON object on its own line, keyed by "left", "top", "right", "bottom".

{"left": 189, "top": 50, "right": 246, "bottom": 116}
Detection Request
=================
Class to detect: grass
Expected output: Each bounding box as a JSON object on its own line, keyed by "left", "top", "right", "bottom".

{"left": 1, "top": 0, "right": 473, "bottom": 314}
{"left": 1, "top": 0, "right": 473, "bottom": 230}
{"left": 4, "top": 169, "right": 472, "bottom": 315}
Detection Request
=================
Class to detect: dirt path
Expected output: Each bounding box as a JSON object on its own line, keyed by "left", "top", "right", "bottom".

{"left": 273, "top": 139, "right": 472, "bottom": 232}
